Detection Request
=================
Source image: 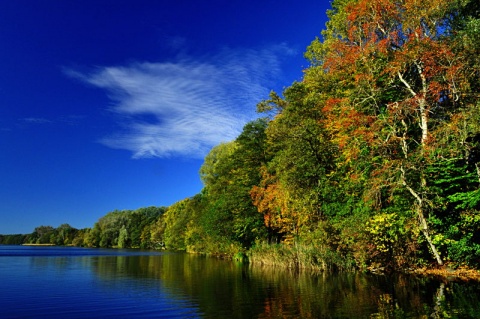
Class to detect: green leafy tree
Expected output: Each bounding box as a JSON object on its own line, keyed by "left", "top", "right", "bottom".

{"left": 117, "top": 225, "right": 128, "bottom": 249}
{"left": 29, "top": 225, "right": 55, "bottom": 244}
{"left": 163, "top": 199, "right": 194, "bottom": 250}
{"left": 126, "top": 207, "right": 165, "bottom": 248}
{"left": 256, "top": 82, "right": 337, "bottom": 229}
{"left": 199, "top": 120, "right": 271, "bottom": 250}
{"left": 55, "top": 223, "right": 77, "bottom": 245}
{"left": 199, "top": 142, "right": 239, "bottom": 247}
{"left": 71, "top": 228, "right": 90, "bottom": 247}
{"left": 89, "top": 210, "right": 129, "bottom": 248}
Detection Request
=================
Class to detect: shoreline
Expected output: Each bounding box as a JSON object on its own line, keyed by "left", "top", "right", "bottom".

{"left": 12, "top": 244, "right": 480, "bottom": 281}
{"left": 22, "top": 243, "right": 56, "bottom": 246}
{"left": 8, "top": 244, "right": 480, "bottom": 282}
{"left": 409, "top": 267, "right": 480, "bottom": 282}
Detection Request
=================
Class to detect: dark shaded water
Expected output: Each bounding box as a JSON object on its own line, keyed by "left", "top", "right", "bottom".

{"left": 1, "top": 245, "right": 479, "bottom": 318}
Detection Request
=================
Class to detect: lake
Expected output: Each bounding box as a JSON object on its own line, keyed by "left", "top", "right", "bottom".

{"left": 1, "top": 245, "right": 479, "bottom": 318}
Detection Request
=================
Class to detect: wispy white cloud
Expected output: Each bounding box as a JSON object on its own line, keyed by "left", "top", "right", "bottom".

{"left": 22, "top": 117, "right": 52, "bottom": 124}
{"left": 17, "top": 115, "right": 85, "bottom": 128}
{"left": 67, "top": 44, "right": 294, "bottom": 159}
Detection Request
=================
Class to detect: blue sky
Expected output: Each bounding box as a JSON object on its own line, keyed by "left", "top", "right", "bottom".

{"left": 0, "top": 1, "right": 330, "bottom": 234}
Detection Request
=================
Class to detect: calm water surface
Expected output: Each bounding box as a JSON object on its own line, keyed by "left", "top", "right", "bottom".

{"left": 1, "top": 245, "right": 479, "bottom": 318}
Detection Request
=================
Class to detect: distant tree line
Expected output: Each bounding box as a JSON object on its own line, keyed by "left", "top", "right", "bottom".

{"left": 0, "top": 207, "right": 166, "bottom": 249}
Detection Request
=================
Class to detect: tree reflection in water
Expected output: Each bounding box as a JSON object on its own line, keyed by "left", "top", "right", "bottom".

{"left": 88, "top": 253, "right": 480, "bottom": 318}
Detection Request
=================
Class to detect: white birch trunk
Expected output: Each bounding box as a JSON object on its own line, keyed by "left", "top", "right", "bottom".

{"left": 398, "top": 66, "right": 444, "bottom": 266}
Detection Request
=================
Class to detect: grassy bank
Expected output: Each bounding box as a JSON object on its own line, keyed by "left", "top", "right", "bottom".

{"left": 247, "top": 241, "right": 356, "bottom": 273}
{"left": 245, "top": 241, "right": 480, "bottom": 281}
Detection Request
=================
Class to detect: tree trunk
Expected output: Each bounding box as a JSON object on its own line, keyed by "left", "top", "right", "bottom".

{"left": 417, "top": 205, "right": 444, "bottom": 266}
{"left": 398, "top": 65, "right": 444, "bottom": 266}
{"left": 401, "top": 166, "right": 444, "bottom": 266}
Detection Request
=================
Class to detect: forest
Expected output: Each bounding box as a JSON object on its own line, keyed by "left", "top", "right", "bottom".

{"left": 1, "top": 0, "right": 479, "bottom": 273}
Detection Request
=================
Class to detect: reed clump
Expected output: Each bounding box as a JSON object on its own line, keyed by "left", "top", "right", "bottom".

{"left": 247, "top": 240, "right": 356, "bottom": 273}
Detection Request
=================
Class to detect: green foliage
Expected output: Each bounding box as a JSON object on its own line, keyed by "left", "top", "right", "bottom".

{"left": 425, "top": 157, "right": 480, "bottom": 267}
{"left": 0, "top": 234, "right": 27, "bottom": 245}
{"left": 0, "top": 224, "right": 91, "bottom": 247}
{"left": 365, "top": 212, "right": 421, "bottom": 269}
{"left": 81, "top": 207, "right": 165, "bottom": 249}
{"left": 162, "top": 200, "right": 192, "bottom": 250}
{"left": 199, "top": 120, "right": 270, "bottom": 249}
{"left": 366, "top": 213, "right": 401, "bottom": 254}
{"left": 117, "top": 225, "right": 128, "bottom": 249}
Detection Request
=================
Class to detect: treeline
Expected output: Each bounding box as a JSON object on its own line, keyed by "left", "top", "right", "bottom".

{"left": 154, "top": 0, "right": 480, "bottom": 271}
{"left": 0, "top": 207, "right": 166, "bottom": 248}
{"left": 0, "top": 224, "right": 84, "bottom": 246}
{"left": 2, "top": 0, "right": 479, "bottom": 272}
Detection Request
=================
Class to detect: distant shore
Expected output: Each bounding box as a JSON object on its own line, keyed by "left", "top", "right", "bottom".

{"left": 22, "top": 243, "right": 55, "bottom": 246}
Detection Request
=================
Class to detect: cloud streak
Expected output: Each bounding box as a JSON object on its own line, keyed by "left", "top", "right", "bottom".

{"left": 22, "top": 117, "right": 52, "bottom": 124}
{"left": 68, "top": 44, "right": 293, "bottom": 159}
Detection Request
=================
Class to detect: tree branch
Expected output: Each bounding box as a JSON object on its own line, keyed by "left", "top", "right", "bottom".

{"left": 397, "top": 71, "right": 417, "bottom": 97}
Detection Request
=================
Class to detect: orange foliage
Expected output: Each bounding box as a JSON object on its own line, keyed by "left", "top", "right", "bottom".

{"left": 250, "top": 168, "right": 301, "bottom": 237}
{"left": 319, "top": 0, "right": 467, "bottom": 167}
